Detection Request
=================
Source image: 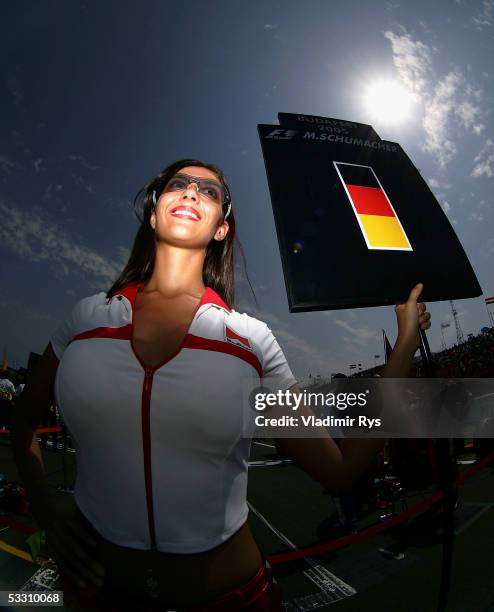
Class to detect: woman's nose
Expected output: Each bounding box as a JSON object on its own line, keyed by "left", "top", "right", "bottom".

{"left": 182, "top": 183, "right": 200, "bottom": 201}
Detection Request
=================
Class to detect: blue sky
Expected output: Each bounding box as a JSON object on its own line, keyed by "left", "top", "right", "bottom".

{"left": 1, "top": 0, "right": 493, "bottom": 381}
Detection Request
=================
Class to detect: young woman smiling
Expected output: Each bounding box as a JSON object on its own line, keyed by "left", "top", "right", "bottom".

{"left": 12, "top": 159, "right": 431, "bottom": 611}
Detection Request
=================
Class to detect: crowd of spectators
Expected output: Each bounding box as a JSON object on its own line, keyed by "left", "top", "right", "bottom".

{"left": 432, "top": 328, "right": 494, "bottom": 377}
{"left": 350, "top": 327, "right": 494, "bottom": 379}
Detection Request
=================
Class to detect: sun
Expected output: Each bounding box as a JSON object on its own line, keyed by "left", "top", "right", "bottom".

{"left": 364, "top": 80, "right": 414, "bottom": 125}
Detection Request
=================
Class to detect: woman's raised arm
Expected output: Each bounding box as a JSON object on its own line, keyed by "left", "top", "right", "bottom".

{"left": 274, "top": 283, "right": 431, "bottom": 492}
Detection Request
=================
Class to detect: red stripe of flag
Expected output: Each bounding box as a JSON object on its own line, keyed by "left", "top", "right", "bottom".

{"left": 346, "top": 185, "right": 395, "bottom": 217}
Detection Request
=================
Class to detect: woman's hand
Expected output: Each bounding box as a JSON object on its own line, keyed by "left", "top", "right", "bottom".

{"left": 394, "top": 283, "right": 432, "bottom": 354}
{"left": 42, "top": 499, "right": 106, "bottom": 593}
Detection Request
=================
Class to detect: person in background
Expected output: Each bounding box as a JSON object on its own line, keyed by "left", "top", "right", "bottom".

{"left": 0, "top": 378, "right": 16, "bottom": 430}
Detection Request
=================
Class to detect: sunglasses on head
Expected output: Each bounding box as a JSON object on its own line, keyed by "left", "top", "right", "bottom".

{"left": 152, "top": 173, "right": 232, "bottom": 219}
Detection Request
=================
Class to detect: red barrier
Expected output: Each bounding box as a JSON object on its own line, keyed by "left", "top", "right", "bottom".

{"left": 1, "top": 446, "right": 493, "bottom": 565}
{"left": 267, "top": 490, "right": 444, "bottom": 565}
{"left": 0, "top": 514, "right": 36, "bottom": 535}
{"left": 267, "top": 449, "right": 494, "bottom": 565}
{"left": 0, "top": 426, "right": 63, "bottom": 436}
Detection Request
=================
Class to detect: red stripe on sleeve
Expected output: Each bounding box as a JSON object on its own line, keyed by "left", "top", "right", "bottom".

{"left": 72, "top": 325, "right": 133, "bottom": 342}
{"left": 184, "top": 334, "right": 262, "bottom": 377}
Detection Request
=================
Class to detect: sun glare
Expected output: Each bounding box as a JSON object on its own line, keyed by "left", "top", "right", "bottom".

{"left": 364, "top": 80, "right": 413, "bottom": 125}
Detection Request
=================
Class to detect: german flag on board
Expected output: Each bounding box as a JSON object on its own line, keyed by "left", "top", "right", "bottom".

{"left": 334, "top": 162, "right": 412, "bottom": 251}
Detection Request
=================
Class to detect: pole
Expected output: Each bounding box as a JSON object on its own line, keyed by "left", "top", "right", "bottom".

{"left": 418, "top": 328, "right": 454, "bottom": 612}
{"left": 486, "top": 302, "right": 494, "bottom": 328}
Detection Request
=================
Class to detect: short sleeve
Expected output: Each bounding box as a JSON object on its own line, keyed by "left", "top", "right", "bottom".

{"left": 49, "top": 299, "right": 84, "bottom": 360}
{"left": 258, "top": 323, "right": 297, "bottom": 391}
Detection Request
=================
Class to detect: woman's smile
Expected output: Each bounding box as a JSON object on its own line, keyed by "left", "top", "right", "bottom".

{"left": 169, "top": 205, "right": 202, "bottom": 221}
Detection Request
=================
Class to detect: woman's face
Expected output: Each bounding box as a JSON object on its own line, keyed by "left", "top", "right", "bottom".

{"left": 150, "top": 165, "right": 229, "bottom": 247}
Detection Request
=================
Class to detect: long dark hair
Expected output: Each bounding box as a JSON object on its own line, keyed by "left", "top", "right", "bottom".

{"left": 106, "top": 159, "right": 243, "bottom": 309}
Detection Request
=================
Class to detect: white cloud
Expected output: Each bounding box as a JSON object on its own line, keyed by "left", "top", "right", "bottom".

{"left": 0, "top": 155, "right": 23, "bottom": 173}
{"left": 34, "top": 158, "right": 44, "bottom": 173}
{"left": 0, "top": 200, "right": 125, "bottom": 287}
{"left": 333, "top": 319, "right": 379, "bottom": 347}
{"left": 441, "top": 200, "right": 451, "bottom": 213}
{"left": 319, "top": 310, "right": 334, "bottom": 318}
{"left": 263, "top": 24, "right": 278, "bottom": 30}
{"left": 480, "top": 237, "right": 494, "bottom": 257}
{"left": 384, "top": 30, "right": 485, "bottom": 168}
{"left": 473, "top": 0, "right": 494, "bottom": 29}
{"left": 422, "top": 73, "right": 459, "bottom": 165}
{"left": 42, "top": 183, "right": 63, "bottom": 201}
{"left": 468, "top": 211, "right": 484, "bottom": 221}
{"left": 384, "top": 31, "right": 431, "bottom": 99}
{"left": 471, "top": 139, "right": 494, "bottom": 178}
{"left": 71, "top": 172, "right": 95, "bottom": 194}
{"left": 427, "top": 177, "right": 452, "bottom": 190}
{"left": 67, "top": 154, "right": 99, "bottom": 171}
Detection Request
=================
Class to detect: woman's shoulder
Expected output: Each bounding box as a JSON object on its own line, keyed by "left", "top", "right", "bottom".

{"left": 225, "top": 308, "right": 278, "bottom": 346}
{"left": 71, "top": 291, "right": 110, "bottom": 314}
{"left": 227, "top": 308, "right": 296, "bottom": 386}
{"left": 68, "top": 291, "right": 130, "bottom": 328}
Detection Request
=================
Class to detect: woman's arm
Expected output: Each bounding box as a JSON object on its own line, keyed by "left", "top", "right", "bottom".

{"left": 274, "top": 283, "right": 431, "bottom": 492}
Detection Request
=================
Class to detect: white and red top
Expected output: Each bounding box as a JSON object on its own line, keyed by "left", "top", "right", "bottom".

{"left": 50, "top": 282, "right": 296, "bottom": 553}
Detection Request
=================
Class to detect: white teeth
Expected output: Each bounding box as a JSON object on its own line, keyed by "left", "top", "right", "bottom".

{"left": 172, "top": 209, "right": 199, "bottom": 220}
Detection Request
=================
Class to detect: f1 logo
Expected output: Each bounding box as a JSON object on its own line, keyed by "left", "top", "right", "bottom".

{"left": 266, "top": 129, "right": 297, "bottom": 140}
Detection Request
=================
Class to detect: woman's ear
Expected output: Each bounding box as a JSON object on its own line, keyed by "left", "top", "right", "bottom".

{"left": 150, "top": 190, "right": 158, "bottom": 230}
{"left": 214, "top": 220, "right": 229, "bottom": 242}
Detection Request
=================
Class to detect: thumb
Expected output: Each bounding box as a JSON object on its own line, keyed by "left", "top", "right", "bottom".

{"left": 407, "top": 283, "right": 423, "bottom": 303}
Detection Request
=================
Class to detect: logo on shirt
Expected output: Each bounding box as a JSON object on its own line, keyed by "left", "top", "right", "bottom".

{"left": 225, "top": 325, "right": 252, "bottom": 351}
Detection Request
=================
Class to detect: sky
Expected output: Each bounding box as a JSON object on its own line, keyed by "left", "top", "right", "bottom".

{"left": 1, "top": 0, "right": 493, "bottom": 382}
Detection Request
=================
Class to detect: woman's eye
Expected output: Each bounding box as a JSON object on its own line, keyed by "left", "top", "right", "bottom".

{"left": 204, "top": 187, "right": 220, "bottom": 200}
{"left": 168, "top": 179, "right": 186, "bottom": 190}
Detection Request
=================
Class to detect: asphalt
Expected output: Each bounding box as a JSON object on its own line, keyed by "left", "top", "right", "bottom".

{"left": 1, "top": 434, "right": 494, "bottom": 611}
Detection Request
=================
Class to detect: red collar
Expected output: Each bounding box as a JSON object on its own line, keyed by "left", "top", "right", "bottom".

{"left": 113, "top": 282, "right": 231, "bottom": 313}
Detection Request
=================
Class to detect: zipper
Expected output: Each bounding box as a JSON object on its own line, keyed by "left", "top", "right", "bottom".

{"left": 141, "top": 365, "right": 157, "bottom": 550}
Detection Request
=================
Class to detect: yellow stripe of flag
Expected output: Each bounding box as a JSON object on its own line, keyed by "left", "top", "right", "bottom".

{"left": 358, "top": 214, "right": 411, "bottom": 249}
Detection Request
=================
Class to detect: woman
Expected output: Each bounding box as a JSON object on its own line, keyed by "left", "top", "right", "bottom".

{"left": 12, "top": 158, "right": 431, "bottom": 611}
